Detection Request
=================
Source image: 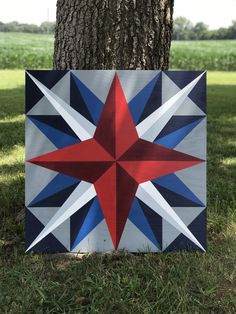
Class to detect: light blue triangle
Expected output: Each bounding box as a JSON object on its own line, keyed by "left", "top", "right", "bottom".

{"left": 72, "top": 74, "right": 104, "bottom": 125}
{"left": 128, "top": 73, "right": 161, "bottom": 124}
{"left": 154, "top": 118, "right": 204, "bottom": 149}
{"left": 29, "top": 116, "right": 80, "bottom": 149}
{"left": 129, "top": 198, "right": 160, "bottom": 248}
{"left": 152, "top": 173, "right": 204, "bottom": 206}
{"left": 71, "top": 197, "right": 104, "bottom": 249}
{"left": 29, "top": 173, "right": 80, "bottom": 207}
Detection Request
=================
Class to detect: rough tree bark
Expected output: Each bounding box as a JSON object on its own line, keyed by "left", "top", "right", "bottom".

{"left": 54, "top": 0, "right": 174, "bottom": 70}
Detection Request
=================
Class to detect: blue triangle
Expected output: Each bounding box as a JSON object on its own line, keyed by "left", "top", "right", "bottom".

{"left": 154, "top": 117, "right": 204, "bottom": 149}
{"left": 152, "top": 174, "right": 204, "bottom": 207}
{"left": 29, "top": 116, "right": 80, "bottom": 148}
{"left": 72, "top": 73, "right": 104, "bottom": 125}
{"left": 29, "top": 173, "right": 80, "bottom": 207}
{"left": 128, "top": 73, "right": 161, "bottom": 124}
{"left": 71, "top": 197, "right": 104, "bottom": 250}
{"left": 129, "top": 198, "right": 160, "bottom": 249}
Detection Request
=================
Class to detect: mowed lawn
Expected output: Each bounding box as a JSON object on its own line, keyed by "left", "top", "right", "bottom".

{"left": 0, "top": 70, "right": 236, "bottom": 313}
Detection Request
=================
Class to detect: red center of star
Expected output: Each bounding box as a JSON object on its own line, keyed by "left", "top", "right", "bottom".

{"left": 28, "top": 73, "right": 203, "bottom": 249}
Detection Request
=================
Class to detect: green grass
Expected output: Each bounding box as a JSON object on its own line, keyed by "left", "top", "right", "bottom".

{"left": 0, "top": 70, "right": 236, "bottom": 313}
{"left": 170, "top": 40, "right": 236, "bottom": 71}
{"left": 1, "top": 32, "right": 236, "bottom": 70}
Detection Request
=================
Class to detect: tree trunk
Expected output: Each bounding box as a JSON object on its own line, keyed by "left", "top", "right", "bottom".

{"left": 54, "top": 0, "right": 174, "bottom": 70}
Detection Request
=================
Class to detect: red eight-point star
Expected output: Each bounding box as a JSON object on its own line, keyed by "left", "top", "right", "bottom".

{"left": 28, "top": 74, "right": 203, "bottom": 249}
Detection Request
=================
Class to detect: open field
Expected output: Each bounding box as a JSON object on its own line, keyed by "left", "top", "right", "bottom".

{"left": 0, "top": 70, "right": 235, "bottom": 313}
{"left": 0, "top": 32, "right": 236, "bottom": 70}
{"left": 0, "top": 32, "right": 53, "bottom": 69}
{"left": 170, "top": 40, "right": 236, "bottom": 71}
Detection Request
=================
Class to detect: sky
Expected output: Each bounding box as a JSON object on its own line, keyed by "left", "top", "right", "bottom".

{"left": 0, "top": 0, "right": 235, "bottom": 29}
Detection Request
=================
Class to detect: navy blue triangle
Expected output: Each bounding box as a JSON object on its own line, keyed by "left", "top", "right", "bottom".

{"left": 70, "top": 72, "right": 94, "bottom": 123}
{"left": 152, "top": 174, "right": 204, "bottom": 207}
{"left": 28, "top": 115, "right": 79, "bottom": 138}
{"left": 152, "top": 183, "right": 202, "bottom": 207}
{"left": 164, "top": 71, "right": 203, "bottom": 89}
{"left": 138, "top": 73, "right": 162, "bottom": 123}
{"left": 155, "top": 116, "right": 204, "bottom": 140}
{"left": 70, "top": 198, "right": 95, "bottom": 249}
{"left": 137, "top": 199, "right": 162, "bottom": 248}
{"left": 29, "top": 183, "right": 79, "bottom": 207}
{"left": 188, "top": 73, "right": 206, "bottom": 113}
{"left": 164, "top": 209, "right": 206, "bottom": 252}
{"left": 26, "top": 70, "right": 68, "bottom": 113}
{"left": 25, "top": 207, "right": 68, "bottom": 253}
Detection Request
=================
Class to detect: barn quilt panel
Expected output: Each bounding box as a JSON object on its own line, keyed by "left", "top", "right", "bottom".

{"left": 25, "top": 70, "right": 206, "bottom": 253}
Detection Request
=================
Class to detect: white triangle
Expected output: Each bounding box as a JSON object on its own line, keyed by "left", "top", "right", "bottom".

{"left": 27, "top": 72, "right": 70, "bottom": 115}
{"left": 162, "top": 207, "right": 205, "bottom": 250}
{"left": 118, "top": 219, "right": 160, "bottom": 252}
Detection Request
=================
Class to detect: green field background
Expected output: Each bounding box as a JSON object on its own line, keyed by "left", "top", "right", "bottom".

{"left": 1, "top": 32, "right": 236, "bottom": 70}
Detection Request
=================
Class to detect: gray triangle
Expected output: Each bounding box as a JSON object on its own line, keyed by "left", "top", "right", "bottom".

{"left": 27, "top": 72, "right": 70, "bottom": 115}
{"left": 162, "top": 207, "right": 205, "bottom": 250}
{"left": 28, "top": 207, "right": 70, "bottom": 250}
{"left": 72, "top": 70, "right": 115, "bottom": 103}
{"left": 118, "top": 70, "right": 160, "bottom": 103}
{"left": 25, "top": 117, "right": 57, "bottom": 160}
{"left": 73, "top": 219, "right": 114, "bottom": 253}
{"left": 175, "top": 118, "right": 206, "bottom": 159}
{"left": 162, "top": 72, "right": 180, "bottom": 104}
{"left": 175, "top": 96, "right": 205, "bottom": 116}
{"left": 25, "top": 163, "right": 57, "bottom": 206}
{"left": 118, "top": 219, "right": 160, "bottom": 252}
{"left": 175, "top": 162, "right": 207, "bottom": 205}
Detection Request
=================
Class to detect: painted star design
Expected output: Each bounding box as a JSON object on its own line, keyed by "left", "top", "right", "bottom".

{"left": 26, "top": 71, "right": 205, "bottom": 252}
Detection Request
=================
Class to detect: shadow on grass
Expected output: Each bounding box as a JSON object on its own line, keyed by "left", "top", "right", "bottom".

{"left": 0, "top": 121, "right": 24, "bottom": 150}
{"left": 0, "top": 86, "right": 25, "bottom": 120}
{"left": 0, "top": 86, "right": 25, "bottom": 153}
